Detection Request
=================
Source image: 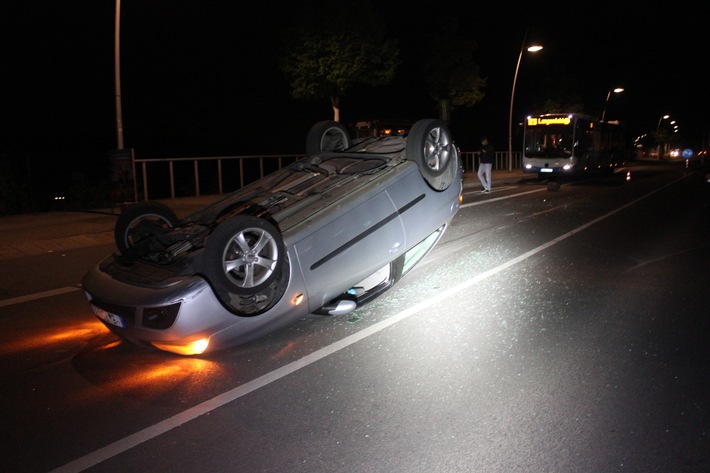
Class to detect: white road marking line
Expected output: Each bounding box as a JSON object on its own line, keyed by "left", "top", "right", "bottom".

{"left": 461, "top": 187, "right": 547, "bottom": 207}
{"left": 0, "top": 286, "right": 81, "bottom": 308}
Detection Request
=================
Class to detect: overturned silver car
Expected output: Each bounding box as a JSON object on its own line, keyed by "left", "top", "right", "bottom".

{"left": 82, "top": 118, "right": 462, "bottom": 355}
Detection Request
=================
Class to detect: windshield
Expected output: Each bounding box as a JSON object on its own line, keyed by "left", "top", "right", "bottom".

{"left": 524, "top": 127, "right": 575, "bottom": 158}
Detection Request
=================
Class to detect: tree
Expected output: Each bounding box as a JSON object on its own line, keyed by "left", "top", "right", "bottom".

{"left": 279, "top": 1, "right": 399, "bottom": 122}
{"left": 528, "top": 67, "right": 585, "bottom": 115}
{"left": 534, "top": 95, "right": 585, "bottom": 115}
{"left": 422, "top": 20, "right": 486, "bottom": 121}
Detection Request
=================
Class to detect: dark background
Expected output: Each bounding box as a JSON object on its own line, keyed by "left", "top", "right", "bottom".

{"left": 1, "top": 1, "right": 708, "bottom": 200}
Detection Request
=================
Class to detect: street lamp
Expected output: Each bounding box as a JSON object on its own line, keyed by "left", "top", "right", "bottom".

{"left": 508, "top": 33, "right": 542, "bottom": 172}
{"left": 601, "top": 87, "right": 624, "bottom": 122}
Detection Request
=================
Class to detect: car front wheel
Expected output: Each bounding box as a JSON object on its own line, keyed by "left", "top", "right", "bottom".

{"left": 406, "top": 118, "right": 459, "bottom": 191}
{"left": 200, "top": 216, "right": 289, "bottom": 316}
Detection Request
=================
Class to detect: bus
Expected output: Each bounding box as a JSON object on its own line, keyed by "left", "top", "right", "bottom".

{"left": 522, "top": 113, "right": 625, "bottom": 177}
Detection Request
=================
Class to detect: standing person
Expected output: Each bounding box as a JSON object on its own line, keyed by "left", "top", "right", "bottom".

{"left": 478, "top": 136, "right": 495, "bottom": 193}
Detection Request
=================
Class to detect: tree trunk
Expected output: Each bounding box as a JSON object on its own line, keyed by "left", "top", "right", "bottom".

{"left": 330, "top": 95, "right": 341, "bottom": 122}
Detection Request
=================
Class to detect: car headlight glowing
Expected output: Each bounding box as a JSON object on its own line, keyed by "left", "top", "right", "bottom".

{"left": 151, "top": 338, "right": 210, "bottom": 356}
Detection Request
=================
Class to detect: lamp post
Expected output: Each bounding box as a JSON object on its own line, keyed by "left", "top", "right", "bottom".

{"left": 655, "top": 115, "right": 670, "bottom": 159}
{"left": 601, "top": 87, "right": 624, "bottom": 122}
{"left": 111, "top": 0, "right": 137, "bottom": 203}
{"left": 508, "top": 33, "right": 542, "bottom": 172}
{"left": 114, "top": 0, "right": 124, "bottom": 150}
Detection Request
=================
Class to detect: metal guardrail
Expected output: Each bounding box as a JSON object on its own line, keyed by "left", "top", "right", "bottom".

{"left": 133, "top": 154, "right": 304, "bottom": 200}
{"left": 459, "top": 151, "right": 522, "bottom": 175}
{"left": 133, "top": 151, "right": 523, "bottom": 201}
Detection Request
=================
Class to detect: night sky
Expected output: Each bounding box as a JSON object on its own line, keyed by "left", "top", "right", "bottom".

{"left": 3, "top": 0, "right": 708, "bottom": 160}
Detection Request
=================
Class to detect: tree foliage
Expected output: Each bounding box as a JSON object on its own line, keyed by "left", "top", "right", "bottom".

{"left": 534, "top": 96, "right": 585, "bottom": 115}
{"left": 279, "top": 1, "right": 399, "bottom": 121}
{"left": 423, "top": 25, "right": 486, "bottom": 109}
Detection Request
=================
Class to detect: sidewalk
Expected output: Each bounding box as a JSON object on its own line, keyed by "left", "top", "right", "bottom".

{"left": 0, "top": 168, "right": 527, "bottom": 261}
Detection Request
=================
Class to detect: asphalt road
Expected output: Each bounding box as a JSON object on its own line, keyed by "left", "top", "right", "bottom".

{"left": 1, "top": 160, "right": 709, "bottom": 473}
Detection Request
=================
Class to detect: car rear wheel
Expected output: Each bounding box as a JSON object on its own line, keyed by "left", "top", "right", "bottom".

{"left": 114, "top": 202, "right": 181, "bottom": 254}
{"left": 306, "top": 120, "right": 351, "bottom": 155}
{"left": 201, "top": 216, "right": 289, "bottom": 316}
{"left": 406, "top": 118, "right": 458, "bottom": 191}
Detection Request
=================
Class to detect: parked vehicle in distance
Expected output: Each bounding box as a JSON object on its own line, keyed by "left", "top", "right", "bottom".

{"left": 82, "top": 119, "right": 463, "bottom": 355}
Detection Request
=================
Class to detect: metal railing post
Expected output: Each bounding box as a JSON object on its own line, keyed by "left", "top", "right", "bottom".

{"left": 141, "top": 161, "right": 148, "bottom": 200}
{"left": 217, "top": 159, "right": 223, "bottom": 194}
{"left": 169, "top": 161, "right": 175, "bottom": 198}
{"left": 194, "top": 160, "right": 200, "bottom": 196}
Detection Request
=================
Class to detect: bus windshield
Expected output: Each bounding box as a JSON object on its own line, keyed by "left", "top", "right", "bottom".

{"left": 524, "top": 128, "right": 575, "bottom": 158}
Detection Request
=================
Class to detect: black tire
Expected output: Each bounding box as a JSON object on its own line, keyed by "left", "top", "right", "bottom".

{"left": 114, "top": 202, "right": 180, "bottom": 254}
{"left": 306, "top": 121, "right": 351, "bottom": 155}
{"left": 405, "top": 118, "right": 458, "bottom": 191}
{"left": 201, "top": 216, "right": 289, "bottom": 315}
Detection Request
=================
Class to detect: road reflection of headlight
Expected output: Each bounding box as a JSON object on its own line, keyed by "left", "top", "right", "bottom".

{"left": 0, "top": 321, "right": 107, "bottom": 355}
{"left": 108, "top": 357, "right": 222, "bottom": 390}
{"left": 70, "top": 344, "right": 225, "bottom": 400}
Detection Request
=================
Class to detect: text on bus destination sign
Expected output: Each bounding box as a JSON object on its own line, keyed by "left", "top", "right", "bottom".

{"left": 527, "top": 116, "right": 572, "bottom": 126}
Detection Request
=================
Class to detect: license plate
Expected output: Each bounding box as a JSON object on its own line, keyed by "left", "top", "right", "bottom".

{"left": 91, "top": 304, "right": 125, "bottom": 328}
{"left": 540, "top": 168, "right": 553, "bottom": 173}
